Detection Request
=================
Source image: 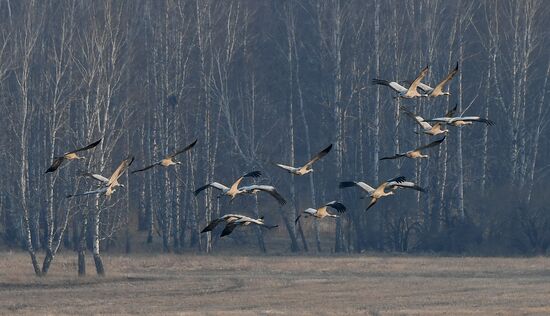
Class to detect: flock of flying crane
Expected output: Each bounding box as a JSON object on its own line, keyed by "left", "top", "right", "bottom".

{"left": 44, "top": 62, "right": 493, "bottom": 240}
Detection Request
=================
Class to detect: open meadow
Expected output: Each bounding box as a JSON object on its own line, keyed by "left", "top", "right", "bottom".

{"left": 1, "top": 252, "right": 549, "bottom": 315}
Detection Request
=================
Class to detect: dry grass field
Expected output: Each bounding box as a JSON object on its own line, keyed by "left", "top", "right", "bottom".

{"left": 1, "top": 252, "right": 549, "bottom": 315}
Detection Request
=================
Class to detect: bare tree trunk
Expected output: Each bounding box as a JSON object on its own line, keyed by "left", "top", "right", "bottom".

{"left": 78, "top": 212, "right": 88, "bottom": 276}
{"left": 92, "top": 204, "right": 105, "bottom": 276}
{"left": 253, "top": 196, "right": 266, "bottom": 253}
{"left": 372, "top": 0, "right": 382, "bottom": 250}
{"left": 42, "top": 202, "right": 72, "bottom": 274}
{"left": 456, "top": 3, "right": 467, "bottom": 221}
{"left": 481, "top": 63, "right": 491, "bottom": 196}
{"left": 323, "top": 0, "right": 346, "bottom": 253}
{"left": 195, "top": 0, "right": 213, "bottom": 253}
{"left": 525, "top": 61, "right": 550, "bottom": 204}
{"left": 283, "top": 0, "right": 320, "bottom": 252}
{"left": 295, "top": 30, "right": 321, "bottom": 253}
{"left": 510, "top": 1, "right": 521, "bottom": 185}
{"left": 14, "top": 1, "right": 43, "bottom": 275}
{"left": 280, "top": 1, "right": 304, "bottom": 252}
{"left": 41, "top": 1, "right": 76, "bottom": 275}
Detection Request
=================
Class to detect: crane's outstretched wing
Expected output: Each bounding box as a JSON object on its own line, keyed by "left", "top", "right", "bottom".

{"left": 454, "top": 116, "right": 495, "bottom": 125}
{"left": 416, "top": 82, "right": 434, "bottom": 94}
{"left": 273, "top": 163, "right": 298, "bottom": 172}
{"left": 220, "top": 223, "right": 238, "bottom": 237}
{"left": 107, "top": 156, "right": 134, "bottom": 186}
{"left": 431, "top": 62, "right": 458, "bottom": 96}
{"left": 406, "top": 65, "right": 429, "bottom": 95}
{"left": 45, "top": 156, "right": 65, "bottom": 173}
{"left": 67, "top": 138, "right": 102, "bottom": 154}
{"left": 201, "top": 217, "right": 225, "bottom": 233}
{"left": 339, "top": 181, "right": 376, "bottom": 194}
{"left": 445, "top": 104, "right": 458, "bottom": 117}
{"left": 400, "top": 106, "right": 432, "bottom": 130}
{"left": 201, "top": 214, "right": 244, "bottom": 233}
{"left": 167, "top": 139, "right": 198, "bottom": 158}
{"left": 66, "top": 187, "right": 108, "bottom": 198}
{"left": 371, "top": 79, "right": 408, "bottom": 94}
{"left": 82, "top": 172, "right": 110, "bottom": 184}
{"left": 229, "top": 171, "right": 262, "bottom": 192}
{"left": 380, "top": 153, "right": 407, "bottom": 161}
{"left": 234, "top": 217, "right": 279, "bottom": 229}
{"left": 424, "top": 117, "right": 452, "bottom": 124}
{"left": 390, "top": 181, "right": 426, "bottom": 192}
{"left": 262, "top": 223, "right": 279, "bottom": 229}
{"left": 303, "top": 144, "right": 333, "bottom": 168}
{"left": 325, "top": 201, "right": 346, "bottom": 213}
{"left": 241, "top": 185, "right": 287, "bottom": 205}
{"left": 415, "top": 136, "right": 446, "bottom": 151}
{"left": 131, "top": 162, "right": 160, "bottom": 174}
{"left": 194, "top": 182, "right": 230, "bottom": 196}
{"left": 385, "top": 176, "right": 406, "bottom": 184}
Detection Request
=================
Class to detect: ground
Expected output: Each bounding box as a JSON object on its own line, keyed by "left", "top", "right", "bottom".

{"left": 0, "top": 252, "right": 549, "bottom": 315}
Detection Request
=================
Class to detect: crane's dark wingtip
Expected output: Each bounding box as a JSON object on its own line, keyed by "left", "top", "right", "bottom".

{"left": 244, "top": 170, "right": 262, "bottom": 178}
{"left": 371, "top": 78, "right": 389, "bottom": 86}
{"left": 330, "top": 201, "right": 346, "bottom": 212}
{"left": 390, "top": 176, "right": 406, "bottom": 183}
{"left": 485, "top": 119, "right": 495, "bottom": 126}
{"left": 186, "top": 139, "right": 198, "bottom": 150}
{"left": 339, "top": 181, "right": 356, "bottom": 189}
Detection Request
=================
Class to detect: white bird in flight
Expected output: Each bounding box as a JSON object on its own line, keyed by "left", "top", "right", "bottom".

{"left": 295, "top": 201, "right": 347, "bottom": 223}
{"left": 340, "top": 176, "right": 425, "bottom": 211}
{"left": 274, "top": 144, "right": 332, "bottom": 176}
{"left": 45, "top": 138, "right": 102, "bottom": 173}
{"left": 201, "top": 214, "right": 278, "bottom": 237}
{"left": 372, "top": 65, "right": 429, "bottom": 99}
{"left": 67, "top": 156, "right": 134, "bottom": 198}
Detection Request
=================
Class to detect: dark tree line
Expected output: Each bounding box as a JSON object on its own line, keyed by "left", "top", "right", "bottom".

{"left": 0, "top": 0, "right": 549, "bottom": 276}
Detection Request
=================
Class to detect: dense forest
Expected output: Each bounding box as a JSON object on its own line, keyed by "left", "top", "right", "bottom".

{"left": 0, "top": 0, "right": 549, "bottom": 276}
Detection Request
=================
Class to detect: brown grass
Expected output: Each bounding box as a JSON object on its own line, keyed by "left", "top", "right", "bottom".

{"left": 1, "top": 252, "right": 549, "bottom": 315}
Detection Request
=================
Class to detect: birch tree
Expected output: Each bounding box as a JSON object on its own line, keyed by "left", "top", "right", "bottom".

{"left": 10, "top": 0, "right": 44, "bottom": 276}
